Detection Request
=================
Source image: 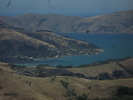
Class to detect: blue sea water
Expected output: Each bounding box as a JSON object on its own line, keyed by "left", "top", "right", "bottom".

{"left": 18, "top": 33, "right": 133, "bottom": 66}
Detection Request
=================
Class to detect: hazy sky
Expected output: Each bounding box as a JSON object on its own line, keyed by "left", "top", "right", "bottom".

{"left": 0, "top": 0, "right": 133, "bottom": 16}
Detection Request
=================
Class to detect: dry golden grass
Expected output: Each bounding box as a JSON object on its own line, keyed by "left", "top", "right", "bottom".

{"left": 38, "top": 31, "right": 89, "bottom": 48}
{"left": 67, "top": 62, "right": 125, "bottom": 77}
{"left": 0, "top": 63, "right": 133, "bottom": 100}
{"left": 119, "top": 58, "right": 133, "bottom": 74}
{"left": 0, "top": 62, "right": 14, "bottom": 73}
{"left": 119, "top": 58, "right": 133, "bottom": 66}
{"left": 0, "top": 28, "right": 55, "bottom": 48}
{"left": 0, "top": 70, "right": 54, "bottom": 100}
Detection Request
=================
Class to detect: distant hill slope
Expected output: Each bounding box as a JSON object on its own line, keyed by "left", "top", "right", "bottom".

{"left": 1, "top": 10, "right": 133, "bottom": 33}
{"left": 76, "top": 10, "right": 133, "bottom": 33}
{"left": 0, "top": 14, "right": 82, "bottom": 33}
{"left": 0, "top": 20, "right": 101, "bottom": 63}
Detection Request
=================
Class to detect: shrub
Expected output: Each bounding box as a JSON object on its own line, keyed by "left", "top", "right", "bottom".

{"left": 60, "top": 80, "right": 69, "bottom": 89}
{"left": 66, "top": 89, "right": 77, "bottom": 97}
{"left": 113, "top": 69, "right": 124, "bottom": 78}
{"left": 4, "top": 93, "right": 18, "bottom": 96}
{"left": 116, "top": 86, "right": 133, "bottom": 97}
{"left": 98, "top": 72, "right": 112, "bottom": 80}
{"left": 0, "top": 68, "right": 3, "bottom": 72}
{"left": 10, "top": 64, "right": 26, "bottom": 70}
{"left": 0, "top": 86, "right": 3, "bottom": 89}
{"left": 75, "top": 93, "right": 88, "bottom": 100}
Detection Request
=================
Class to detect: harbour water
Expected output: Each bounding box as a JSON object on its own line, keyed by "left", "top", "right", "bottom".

{"left": 18, "top": 33, "right": 133, "bottom": 67}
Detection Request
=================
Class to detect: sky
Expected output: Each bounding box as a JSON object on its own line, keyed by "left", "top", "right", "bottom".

{"left": 0, "top": 0, "right": 133, "bottom": 17}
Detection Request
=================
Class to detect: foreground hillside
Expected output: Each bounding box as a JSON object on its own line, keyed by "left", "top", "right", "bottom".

{"left": 0, "top": 20, "right": 101, "bottom": 63}
{"left": 1, "top": 10, "right": 133, "bottom": 33}
{"left": 0, "top": 62, "right": 133, "bottom": 100}
{"left": 0, "top": 58, "right": 133, "bottom": 100}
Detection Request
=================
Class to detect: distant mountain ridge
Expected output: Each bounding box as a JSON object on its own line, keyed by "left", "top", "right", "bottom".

{"left": 1, "top": 10, "right": 133, "bottom": 33}
{"left": 1, "top": 13, "right": 82, "bottom": 33}
{"left": 76, "top": 10, "right": 133, "bottom": 33}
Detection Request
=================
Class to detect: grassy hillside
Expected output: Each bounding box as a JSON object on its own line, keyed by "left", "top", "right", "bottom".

{"left": 0, "top": 28, "right": 55, "bottom": 48}
{"left": 119, "top": 58, "right": 133, "bottom": 75}
{"left": 1, "top": 58, "right": 133, "bottom": 100}
{"left": 0, "top": 21, "right": 101, "bottom": 63}
{"left": 0, "top": 63, "right": 133, "bottom": 100}
{"left": 0, "top": 28, "right": 57, "bottom": 62}
{"left": 66, "top": 62, "right": 132, "bottom": 78}
{"left": 0, "top": 63, "right": 53, "bottom": 100}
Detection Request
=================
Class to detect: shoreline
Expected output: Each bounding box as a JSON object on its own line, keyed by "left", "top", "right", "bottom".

{"left": 15, "top": 55, "right": 132, "bottom": 67}
{"left": 33, "top": 48, "right": 104, "bottom": 61}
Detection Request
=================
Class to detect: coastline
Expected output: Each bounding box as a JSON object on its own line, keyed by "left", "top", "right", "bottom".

{"left": 16, "top": 55, "right": 133, "bottom": 67}
{"left": 32, "top": 48, "right": 104, "bottom": 62}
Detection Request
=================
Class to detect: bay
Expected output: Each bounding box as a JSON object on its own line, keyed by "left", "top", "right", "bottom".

{"left": 18, "top": 33, "right": 133, "bottom": 67}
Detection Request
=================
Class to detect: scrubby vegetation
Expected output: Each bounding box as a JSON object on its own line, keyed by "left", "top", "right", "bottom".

{"left": 0, "top": 58, "right": 133, "bottom": 100}
{"left": 75, "top": 93, "right": 89, "bottom": 100}
{"left": 10, "top": 64, "right": 26, "bottom": 70}
{"left": 116, "top": 86, "right": 133, "bottom": 97}
{"left": 4, "top": 93, "right": 18, "bottom": 97}
{"left": 9, "top": 62, "right": 132, "bottom": 80}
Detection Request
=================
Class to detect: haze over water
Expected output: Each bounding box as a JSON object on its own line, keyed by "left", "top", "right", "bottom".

{"left": 1, "top": 0, "right": 133, "bottom": 17}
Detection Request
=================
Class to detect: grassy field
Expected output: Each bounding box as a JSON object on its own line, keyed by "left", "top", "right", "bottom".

{"left": 66, "top": 62, "right": 130, "bottom": 77}
{"left": 0, "top": 61, "right": 133, "bottom": 100}
{"left": 119, "top": 58, "right": 133, "bottom": 75}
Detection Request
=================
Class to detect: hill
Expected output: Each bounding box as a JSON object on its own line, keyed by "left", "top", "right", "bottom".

{"left": 0, "top": 60, "right": 133, "bottom": 100}
{"left": 119, "top": 58, "right": 133, "bottom": 75}
{"left": 66, "top": 60, "right": 133, "bottom": 80}
{"left": 66, "top": 62, "right": 130, "bottom": 77}
{"left": 0, "top": 14, "right": 82, "bottom": 33}
{"left": 1, "top": 10, "right": 133, "bottom": 33}
{"left": 0, "top": 21, "right": 101, "bottom": 63}
{"left": 76, "top": 10, "right": 133, "bottom": 33}
{"left": 12, "top": 58, "right": 133, "bottom": 80}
